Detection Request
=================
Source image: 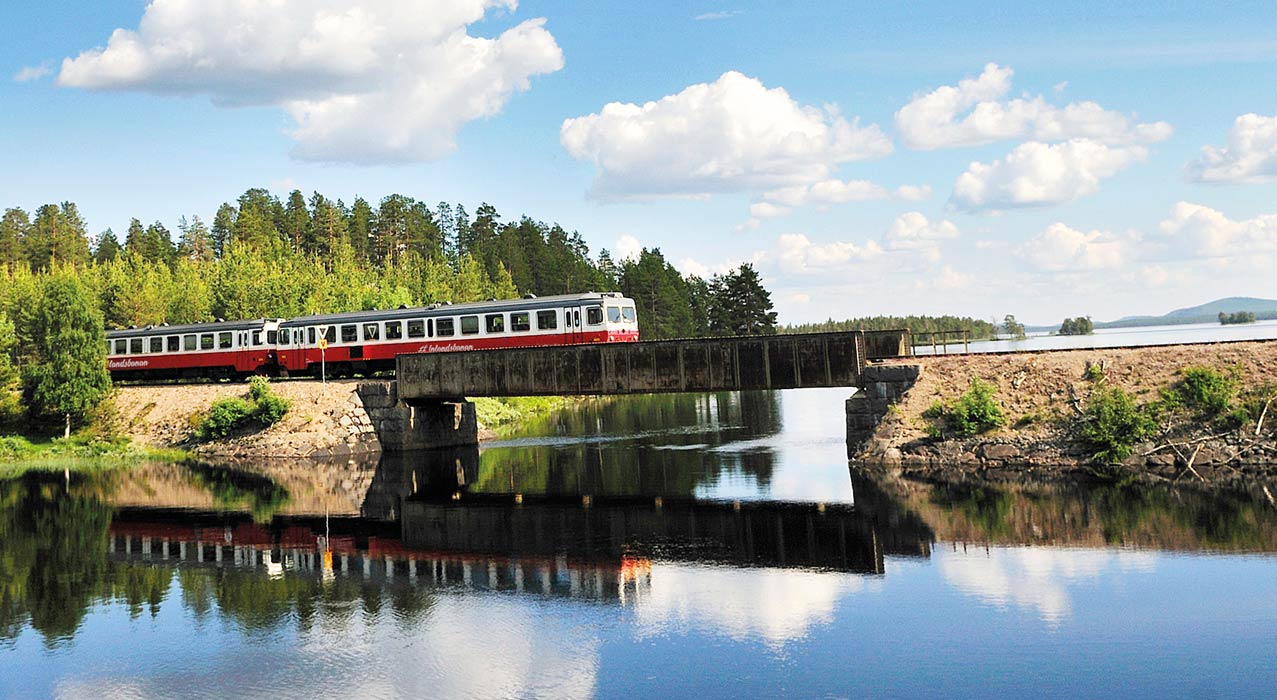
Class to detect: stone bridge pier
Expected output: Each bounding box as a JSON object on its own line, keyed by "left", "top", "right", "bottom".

{"left": 355, "top": 382, "right": 477, "bottom": 452}
{"left": 846, "top": 364, "right": 922, "bottom": 454}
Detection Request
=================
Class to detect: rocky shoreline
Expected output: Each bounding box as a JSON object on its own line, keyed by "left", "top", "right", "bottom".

{"left": 853, "top": 339, "right": 1277, "bottom": 485}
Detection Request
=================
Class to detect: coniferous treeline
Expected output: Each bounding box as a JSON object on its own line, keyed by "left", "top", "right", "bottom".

{"left": 780, "top": 315, "right": 996, "bottom": 340}
{"left": 0, "top": 189, "right": 779, "bottom": 431}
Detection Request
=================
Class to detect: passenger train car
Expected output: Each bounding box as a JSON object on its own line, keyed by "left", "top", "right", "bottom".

{"left": 105, "top": 292, "right": 640, "bottom": 381}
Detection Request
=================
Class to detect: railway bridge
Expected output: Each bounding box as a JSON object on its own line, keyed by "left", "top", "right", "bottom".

{"left": 383, "top": 330, "right": 912, "bottom": 451}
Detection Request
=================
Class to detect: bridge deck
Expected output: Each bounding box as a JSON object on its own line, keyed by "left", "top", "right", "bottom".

{"left": 397, "top": 330, "right": 907, "bottom": 400}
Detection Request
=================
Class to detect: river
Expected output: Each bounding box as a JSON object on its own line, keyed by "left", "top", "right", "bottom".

{"left": 3, "top": 388, "right": 1277, "bottom": 699}
{"left": 915, "top": 319, "right": 1277, "bottom": 355}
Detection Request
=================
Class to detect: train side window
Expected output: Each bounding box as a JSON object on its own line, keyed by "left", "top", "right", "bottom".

{"left": 460, "top": 316, "right": 479, "bottom": 335}
{"left": 587, "top": 307, "right": 603, "bottom": 325}
{"left": 385, "top": 321, "right": 403, "bottom": 340}
{"left": 252, "top": 331, "right": 262, "bottom": 346}
{"left": 511, "top": 312, "right": 530, "bottom": 332}
{"left": 607, "top": 307, "right": 621, "bottom": 323}
{"left": 218, "top": 332, "right": 232, "bottom": 349}
{"left": 322, "top": 326, "right": 335, "bottom": 343}
{"left": 184, "top": 334, "right": 197, "bottom": 351}
{"left": 200, "top": 334, "right": 214, "bottom": 350}
{"left": 130, "top": 338, "right": 143, "bottom": 354}
{"left": 363, "top": 323, "right": 380, "bottom": 341}
{"left": 407, "top": 320, "right": 425, "bottom": 338}
{"left": 536, "top": 310, "right": 557, "bottom": 330}
{"left": 623, "top": 306, "right": 636, "bottom": 323}
{"left": 485, "top": 314, "right": 504, "bottom": 333}
{"left": 437, "top": 318, "right": 454, "bottom": 336}
{"left": 574, "top": 310, "right": 581, "bottom": 326}
{"left": 167, "top": 336, "right": 180, "bottom": 352}
{"left": 338, "top": 324, "right": 355, "bottom": 343}
{"left": 278, "top": 330, "right": 290, "bottom": 346}
{"left": 114, "top": 339, "right": 128, "bottom": 355}
{"left": 149, "top": 337, "right": 163, "bottom": 353}
{"left": 307, "top": 327, "right": 316, "bottom": 344}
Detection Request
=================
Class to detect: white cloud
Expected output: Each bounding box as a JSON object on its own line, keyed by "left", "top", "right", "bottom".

{"left": 933, "top": 265, "right": 973, "bottom": 291}
{"left": 57, "top": 0, "right": 563, "bottom": 164}
{"left": 788, "top": 292, "right": 811, "bottom": 304}
{"left": 774, "top": 233, "right": 883, "bottom": 274}
{"left": 951, "top": 139, "right": 1148, "bottom": 211}
{"left": 13, "top": 63, "right": 51, "bottom": 82}
{"left": 1158, "top": 201, "right": 1277, "bottom": 259}
{"left": 883, "top": 212, "right": 959, "bottom": 250}
{"left": 614, "top": 234, "right": 642, "bottom": 261}
{"left": 1186, "top": 113, "right": 1277, "bottom": 184}
{"left": 895, "top": 184, "right": 933, "bottom": 201}
{"left": 1140, "top": 264, "right": 1169, "bottom": 287}
{"left": 895, "top": 63, "right": 1172, "bottom": 150}
{"left": 1018, "top": 223, "right": 1129, "bottom": 271}
{"left": 749, "top": 202, "right": 790, "bottom": 219}
{"left": 693, "top": 11, "right": 739, "bottom": 21}
{"left": 762, "top": 179, "right": 890, "bottom": 208}
{"left": 560, "top": 71, "right": 892, "bottom": 199}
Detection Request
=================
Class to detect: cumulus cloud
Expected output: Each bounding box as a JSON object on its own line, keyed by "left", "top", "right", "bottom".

{"left": 1158, "top": 201, "right": 1277, "bottom": 259}
{"left": 1186, "top": 113, "right": 1277, "bottom": 184}
{"left": 895, "top": 184, "right": 933, "bottom": 201}
{"left": 1018, "top": 223, "right": 1129, "bottom": 271}
{"left": 57, "top": 0, "right": 564, "bottom": 163}
{"left": 749, "top": 202, "right": 791, "bottom": 219}
{"left": 774, "top": 233, "right": 883, "bottom": 274}
{"left": 762, "top": 179, "right": 890, "bottom": 207}
{"left": 614, "top": 234, "right": 642, "bottom": 261}
{"left": 882, "top": 211, "right": 960, "bottom": 263}
{"left": 895, "top": 63, "right": 1172, "bottom": 150}
{"left": 560, "top": 71, "right": 892, "bottom": 200}
{"left": 13, "top": 63, "right": 51, "bottom": 82}
{"left": 951, "top": 139, "right": 1147, "bottom": 212}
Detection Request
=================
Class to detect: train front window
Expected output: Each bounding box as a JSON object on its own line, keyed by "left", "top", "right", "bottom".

{"left": 218, "top": 332, "right": 232, "bottom": 349}
{"left": 114, "top": 339, "right": 127, "bottom": 355}
{"left": 407, "top": 320, "right": 425, "bottom": 338}
{"left": 511, "top": 312, "right": 530, "bottom": 332}
{"left": 437, "top": 318, "right": 454, "bottom": 337}
{"left": 586, "top": 307, "right": 603, "bottom": 325}
{"left": 341, "top": 325, "right": 357, "bottom": 343}
{"left": 149, "top": 337, "right": 163, "bottom": 353}
{"left": 537, "top": 310, "right": 557, "bottom": 330}
{"left": 385, "top": 321, "right": 403, "bottom": 340}
{"left": 130, "top": 338, "right": 143, "bottom": 354}
{"left": 460, "top": 316, "right": 479, "bottom": 335}
{"left": 622, "top": 306, "right": 636, "bottom": 323}
{"left": 363, "top": 323, "right": 380, "bottom": 341}
{"left": 200, "top": 334, "right": 214, "bottom": 350}
{"left": 607, "top": 307, "right": 621, "bottom": 323}
{"left": 485, "top": 314, "right": 504, "bottom": 333}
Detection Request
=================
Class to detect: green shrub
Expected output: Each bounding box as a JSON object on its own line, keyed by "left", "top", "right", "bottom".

{"left": 925, "top": 378, "right": 1004, "bottom": 438}
{"left": 199, "top": 397, "right": 256, "bottom": 438}
{"left": 1080, "top": 386, "right": 1155, "bottom": 464}
{"left": 1173, "top": 366, "right": 1238, "bottom": 415}
{"left": 197, "top": 378, "right": 291, "bottom": 438}
{"left": 1084, "top": 363, "right": 1105, "bottom": 382}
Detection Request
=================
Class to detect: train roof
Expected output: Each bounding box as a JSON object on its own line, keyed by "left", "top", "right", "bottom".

{"left": 278, "top": 292, "right": 632, "bottom": 328}
{"left": 105, "top": 318, "right": 276, "bottom": 339}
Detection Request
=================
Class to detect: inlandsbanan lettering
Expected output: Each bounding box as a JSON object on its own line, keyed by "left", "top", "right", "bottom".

{"left": 422, "top": 344, "right": 475, "bottom": 353}
{"left": 108, "top": 359, "right": 149, "bottom": 369}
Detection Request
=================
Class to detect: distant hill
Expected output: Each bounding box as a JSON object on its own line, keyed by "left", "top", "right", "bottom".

{"left": 1024, "top": 297, "right": 1277, "bottom": 332}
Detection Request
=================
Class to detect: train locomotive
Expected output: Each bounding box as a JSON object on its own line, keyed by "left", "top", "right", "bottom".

{"left": 105, "top": 292, "right": 640, "bottom": 381}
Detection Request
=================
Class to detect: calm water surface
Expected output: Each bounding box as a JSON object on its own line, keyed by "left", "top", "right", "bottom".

{"left": 4, "top": 389, "right": 1277, "bottom": 699}
{"left": 916, "top": 319, "right": 1277, "bottom": 355}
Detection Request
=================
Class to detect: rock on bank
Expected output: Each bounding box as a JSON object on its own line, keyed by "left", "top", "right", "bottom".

{"left": 112, "top": 380, "right": 479, "bottom": 458}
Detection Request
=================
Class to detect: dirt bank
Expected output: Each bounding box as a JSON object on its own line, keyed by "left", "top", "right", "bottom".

{"left": 858, "top": 339, "right": 1277, "bottom": 483}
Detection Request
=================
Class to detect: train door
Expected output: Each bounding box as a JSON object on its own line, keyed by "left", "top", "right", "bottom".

{"left": 564, "top": 305, "right": 582, "bottom": 344}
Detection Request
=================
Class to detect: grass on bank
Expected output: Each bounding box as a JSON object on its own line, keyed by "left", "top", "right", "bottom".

{"left": 472, "top": 396, "right": 576, "bottom": 432}
{"left": 0, "top": 434, "right": 189, "bottom": 477}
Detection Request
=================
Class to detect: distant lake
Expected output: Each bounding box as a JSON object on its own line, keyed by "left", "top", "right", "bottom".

{"left": 915, "top": 319, "right": 1277, "bottom": 355}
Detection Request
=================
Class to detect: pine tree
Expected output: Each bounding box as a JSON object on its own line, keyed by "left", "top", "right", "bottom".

{"left": 619, "top": 248, "right": 693, "bottom": 339}
{"left": 93, "top": 229, "right": 122, "bottom": 264}
{"left": 283, "top": 189, "right": 309, "bottom": 252}
{"left": 0, "top": 208, "right": 29, "bottom": 267}
{"left": 23, "top": 272, "right": 111, "bottom": 437}
{"left": 177, "top": 215, "right": 215, "bottom": 262}
{"left": 210, "top": 203, "right": 236, "bottom": 257}
{"left": 712, "top": 264, "right": 776, "bottom": 336}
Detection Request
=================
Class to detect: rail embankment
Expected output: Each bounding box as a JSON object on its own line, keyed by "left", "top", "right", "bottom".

{"left": 855, "top": 340, "right": 1277, "bottom": 485}
{"left": 111, "top": 379, "right": 479, "bottom": 458}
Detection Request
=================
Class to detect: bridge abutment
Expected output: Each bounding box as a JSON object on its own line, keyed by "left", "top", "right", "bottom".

{"left": 355, "top": 382, "right": 478, "bottom": 452}
{"left": 847, "top": 364, "right": 922, "bottom": 453}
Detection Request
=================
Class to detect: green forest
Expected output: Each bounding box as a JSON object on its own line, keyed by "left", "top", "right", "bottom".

{"left": 0, "top": 189, "right": 779, "bottom": 432}
{"left": 781, "top": 314, "right": 997, "bottom": 342}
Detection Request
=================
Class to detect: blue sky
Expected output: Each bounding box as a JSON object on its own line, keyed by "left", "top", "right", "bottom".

{"left": 3, "top": 1, "right": 1277, "bottom": 325}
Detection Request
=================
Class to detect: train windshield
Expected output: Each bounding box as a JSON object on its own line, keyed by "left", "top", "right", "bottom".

{"left": 607, "top": 307, "right": 622, "bottom": 323}
{"left": 622, "top": 306, "right": 636, "bottom": 322}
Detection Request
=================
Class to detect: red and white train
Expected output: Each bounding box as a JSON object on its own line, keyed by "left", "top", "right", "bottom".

{"left": 105, "top": 292, "right": 640, "bottom": 381}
